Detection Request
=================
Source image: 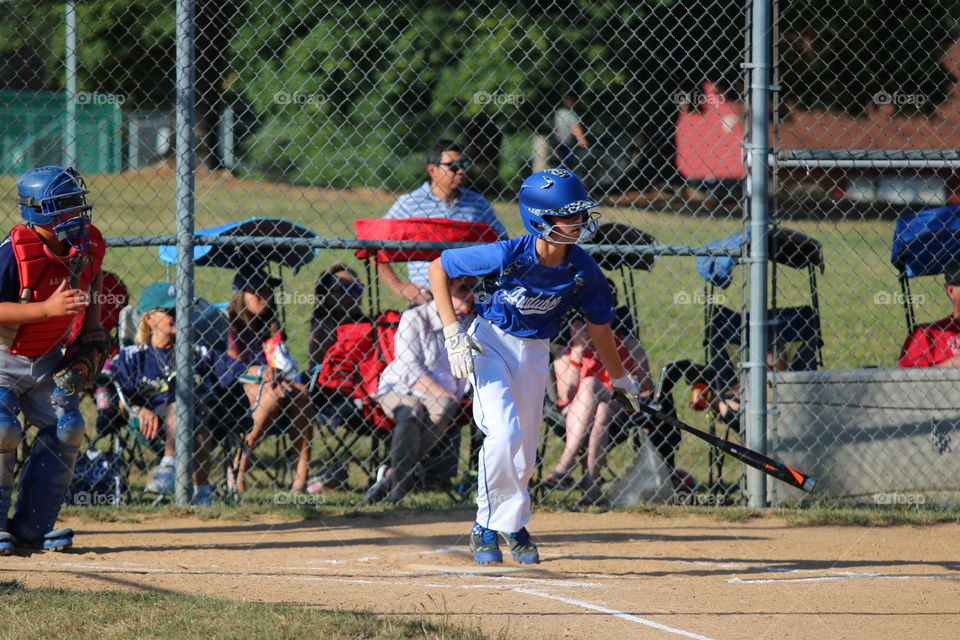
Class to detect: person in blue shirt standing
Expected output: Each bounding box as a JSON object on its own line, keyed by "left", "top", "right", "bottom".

{"left": 380, "top": 140, "right": 508, "bottom": 305}
{"left": 429, "top": 168, "right": 642, "bottom": 565}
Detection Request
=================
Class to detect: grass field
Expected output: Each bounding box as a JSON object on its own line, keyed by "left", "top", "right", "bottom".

{"left": 0, "top": 580, "right": 494, "bottom": 640}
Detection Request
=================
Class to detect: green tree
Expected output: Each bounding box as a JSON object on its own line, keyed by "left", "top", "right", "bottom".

{"left": 780, "top": 0, "right": 954, "bottom": 114}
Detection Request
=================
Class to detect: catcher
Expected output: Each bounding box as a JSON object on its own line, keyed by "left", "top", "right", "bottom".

{"left": 0, "top": 166, "right": 106, "bottom": 554}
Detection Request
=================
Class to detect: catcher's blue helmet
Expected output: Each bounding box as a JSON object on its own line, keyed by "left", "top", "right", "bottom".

{"left": 518, "top": 168, "right": 600, "bottom": 244}
{"left": 16, "top": 166, "right": 92, "bottom": 243}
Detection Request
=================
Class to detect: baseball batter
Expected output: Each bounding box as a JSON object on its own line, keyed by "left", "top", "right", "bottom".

{"left": 0, "top": 166, "right": 106, "bottom": 554}
{"left": 429, "top": 168, "right": 641, "bottom": 565}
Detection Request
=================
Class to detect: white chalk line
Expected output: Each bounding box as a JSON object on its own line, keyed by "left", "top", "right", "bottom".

{"left": 512, "top": 588, "right": 719, "bottom": 640}
{"left": 730, "top": 572, "right": 960, "bottom": 584}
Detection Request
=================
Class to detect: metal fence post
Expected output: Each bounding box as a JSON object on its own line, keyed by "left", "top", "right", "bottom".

{"left": 63, "top": 0, "right": 77, "bottom": 168}
{"left": 174, "top": 0, "right": 197, "bottom": 507}
{"left": 746, "top": 0, "right": 772, "bottom": 507}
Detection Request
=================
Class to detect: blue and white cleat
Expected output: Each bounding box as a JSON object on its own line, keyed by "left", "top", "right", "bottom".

{"left": 0, "top": 532, "right": 15, "bottom": 556}
{"left": 469, "top": 522, "right": 503, "bottom": 565}
{"left": 500, "top": 527, "right": 540, "bottom": 564}
{"left": 42, "top": 528, "right": 73, "bottom": 552}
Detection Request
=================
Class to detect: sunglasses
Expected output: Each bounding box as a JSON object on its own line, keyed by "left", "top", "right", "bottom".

{"left": 434, "top": 160, "right": 472, "bottom": 172}
{"left": 158, "top": 308, "right": 176, "bottom": 319}
{"left": 332, "top": 279, "right": 364, "bottom": 298}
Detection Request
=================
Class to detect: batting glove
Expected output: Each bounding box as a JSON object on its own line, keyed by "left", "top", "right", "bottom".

{"left": 610, "top": 374, "right": 642, "bottom": 413}
{"left": 443, "top": 322, "right": 485, "bottom": 379}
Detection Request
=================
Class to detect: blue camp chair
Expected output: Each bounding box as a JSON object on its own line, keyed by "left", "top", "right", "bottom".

{"left": 656, "top": 226, "right": 825, "bottom": 499}
{"left": 891, "top": 205, "right": 960, "bottom": 331}
{"left": 157, "top": 217, "right": 319, "bottom": 496}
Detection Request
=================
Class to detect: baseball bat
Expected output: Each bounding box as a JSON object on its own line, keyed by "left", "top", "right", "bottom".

{"left": 629, "top": 400, "right": 817, "bottom": 492}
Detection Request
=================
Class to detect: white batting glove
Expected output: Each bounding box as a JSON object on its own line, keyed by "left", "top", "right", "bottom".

{"left": 443, "top": 322, "right": 485, "bottom": 379}
{"left": 610, "top": 374, "right": 642, "bottom": 413}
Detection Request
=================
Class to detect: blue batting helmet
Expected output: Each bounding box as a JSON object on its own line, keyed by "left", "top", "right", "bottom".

{"left": 16, "top": 166, "right": 92, "bottom": 243}
{"left": 518, "top": 168, "right": 600, "bottom": 244}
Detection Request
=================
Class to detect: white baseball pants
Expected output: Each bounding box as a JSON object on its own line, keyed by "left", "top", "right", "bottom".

{"left": 469, "top": 316, "right": 549, "bottom": 533}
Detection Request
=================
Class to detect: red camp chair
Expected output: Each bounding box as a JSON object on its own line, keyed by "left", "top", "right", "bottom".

{"left": 308, "top": 218, "right": 494, "bottom": 491}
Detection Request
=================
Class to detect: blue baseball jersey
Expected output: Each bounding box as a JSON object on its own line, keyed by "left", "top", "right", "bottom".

{"left": 441, "top": 233, "right": 615, "bottom": 340}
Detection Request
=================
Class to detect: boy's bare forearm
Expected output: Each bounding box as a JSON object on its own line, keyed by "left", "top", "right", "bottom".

{"left": 0, "top": 301, "right": 56, "bottom": 325}
{"left": 428, "top": 259, "right": 458, "bottom": 327}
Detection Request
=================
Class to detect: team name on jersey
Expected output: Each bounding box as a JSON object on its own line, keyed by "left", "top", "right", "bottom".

{"left": 501, "top": 287, "right": 562, "bottom": 315}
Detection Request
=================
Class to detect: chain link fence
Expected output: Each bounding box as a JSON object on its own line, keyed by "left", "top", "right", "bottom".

{"left": 2, "top": 0, "right": 959, "bottom": 511}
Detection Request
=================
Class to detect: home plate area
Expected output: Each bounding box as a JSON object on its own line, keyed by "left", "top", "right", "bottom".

{"left": 4, "top": 510, "right": 958, "bottom": 639}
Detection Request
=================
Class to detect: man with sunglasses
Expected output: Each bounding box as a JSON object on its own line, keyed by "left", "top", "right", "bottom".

{"left": 0, "top": 166, "right": 107, "bottom": 554}
{"left": 379, "top": 140, "right": 507, "bottom": 306}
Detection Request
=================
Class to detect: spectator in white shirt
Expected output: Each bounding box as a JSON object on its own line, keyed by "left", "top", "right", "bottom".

{"left": 365, "top": 276, "right": 477, "bottom": 503}
{"left": 553, "top": 92, "right": 589, "bottom": 169}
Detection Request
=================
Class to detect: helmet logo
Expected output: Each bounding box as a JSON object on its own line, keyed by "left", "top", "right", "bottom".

{"left": 545, "top": 168, "right": 571, "bottom": 178}
{"left": 540, "top": 176, "right": 554, "bottom": 189}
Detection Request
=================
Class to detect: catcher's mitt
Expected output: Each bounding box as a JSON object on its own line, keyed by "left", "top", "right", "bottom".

{"left": 54, "top": 327, "right": 109, "bottom": 396}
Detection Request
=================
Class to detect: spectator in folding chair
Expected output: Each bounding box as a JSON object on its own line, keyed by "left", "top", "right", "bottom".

{"left": 228, "top": 267, "right": 315, "bottom": 493}
{"left": 377, "top": 139, "right": 508, "bottom": 305}
{"left": 545, "top": 306, "right": 654, "bottom": 505}
{"left": 364, "top": 276, "right": 477, "bottom": 504}
{"left": 308, "top": 264, "right": 366, "bottom": 371}
{"left": 113, "top": 282, "right": 251, "bottom": 506}
{"left": 307, "top": 264, "right": 368, "bottom": 433}
{"left": 689, "top": 344, "right": 789, "bottom": 420}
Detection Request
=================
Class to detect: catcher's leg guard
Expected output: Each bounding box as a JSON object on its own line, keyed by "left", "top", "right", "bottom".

{"left": 11, "top": 388, "right": 84, "bottom": 547}
{"left": 0, "top": 388, "right": 22, "bottom": 535}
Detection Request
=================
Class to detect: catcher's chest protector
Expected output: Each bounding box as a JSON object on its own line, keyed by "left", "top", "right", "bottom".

{"left": 0, "top": 224, "right": 105, "bottom": 357}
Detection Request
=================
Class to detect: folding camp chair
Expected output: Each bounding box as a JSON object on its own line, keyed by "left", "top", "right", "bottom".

{"left": 343, "top": 217, "right": 498, "bottom": 494}
{"left": 158, "top": 217, "right": 319, "bottom": 497}
{"left": 657, "top": 226, "right": 825, "bottom": 501}
{"left": 892, "top": 204, "right": 960, "bottom": 332}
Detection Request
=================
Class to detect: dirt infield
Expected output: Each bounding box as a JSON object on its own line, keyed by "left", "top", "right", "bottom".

{"left": 4, "top": 509, "right": 959, "bottom": 639}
